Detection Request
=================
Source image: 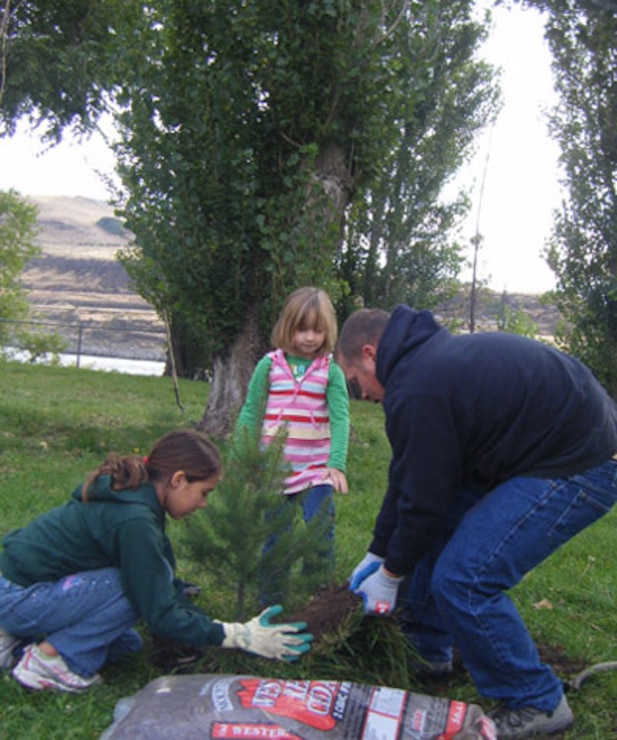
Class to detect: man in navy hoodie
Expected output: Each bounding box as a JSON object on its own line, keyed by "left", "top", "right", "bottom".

{"left": 336, "top": 305, "right": 617, "bottom": 738}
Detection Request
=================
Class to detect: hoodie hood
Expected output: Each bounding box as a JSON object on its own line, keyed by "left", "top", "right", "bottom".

{"left": 376, "top": 305, "right": 443, "bottom": 386}
{"left": 73, "top": 474, "right": 163, "bottom": 516}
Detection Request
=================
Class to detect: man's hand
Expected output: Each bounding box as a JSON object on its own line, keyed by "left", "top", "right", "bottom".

{"left": 220, "top": 605, "right": 313, "bottom": 661}
{"left": 348, "top": 552, "right": 385, "bottom": 589}
{"left": 350, "top": 565, "right": 403, "bottom": 616}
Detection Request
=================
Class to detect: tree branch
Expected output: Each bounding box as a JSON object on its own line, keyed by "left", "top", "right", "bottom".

{"left": 0, "top": 0, "right": 11, "bottom": 108}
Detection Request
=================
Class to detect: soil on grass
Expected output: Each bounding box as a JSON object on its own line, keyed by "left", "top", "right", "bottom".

{"left": 288, "top": 582, "right": 363, "bottom": 641}
{"left": 149, "top": 584, "right": 591, "bottom": 687}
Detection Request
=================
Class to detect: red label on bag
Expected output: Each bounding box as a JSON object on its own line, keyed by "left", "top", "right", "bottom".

{"left": 212, "top": 723, "right": 302, "bottom": 738}
{"left": 238, "top": 679, "right": 341, "bottom": 731}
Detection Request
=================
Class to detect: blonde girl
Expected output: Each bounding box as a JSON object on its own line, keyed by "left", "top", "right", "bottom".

{"left": 237, "top": 286, "right": 350, "bottom": 599}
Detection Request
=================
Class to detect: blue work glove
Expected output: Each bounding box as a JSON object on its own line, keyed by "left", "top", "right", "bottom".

{"left": 220, "top": 605, "right": 313, "bottom": 661}
{"left": 350, "top": 565, "right": 404, "bottom": 616}
{"left": 348, "top": 552, "right": 385, "bottom": 590}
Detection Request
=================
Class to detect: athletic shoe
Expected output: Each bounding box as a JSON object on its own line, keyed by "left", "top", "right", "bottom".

{"left": 12, "top": 644, "right": 102, "bottom": 692}
{"left": 488, "top": 694, "right": 574, "bottom": 737}
{"left": 0, "top": 628, "right": 20, "bottom": 669}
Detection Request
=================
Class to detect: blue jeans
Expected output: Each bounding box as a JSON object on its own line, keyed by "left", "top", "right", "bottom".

{"left": 0, "top": 567, "right": 139, "bottom": 677}
{"left": 260, "top": 484, "right": 335, "bottom": 604}
{"left": 402, "top": 459, "right": 617, "bottom": 710}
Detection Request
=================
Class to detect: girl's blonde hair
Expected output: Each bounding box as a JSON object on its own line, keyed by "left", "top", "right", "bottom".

{"left": 81, "top": 429, "right": 222, "bottom": 500}
{"left": 271, "top": 286, "right": 337, "bottom": 355}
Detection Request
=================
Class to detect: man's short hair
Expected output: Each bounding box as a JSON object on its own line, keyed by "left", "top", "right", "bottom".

{"left": 336, "top": 308, "right": 390, "bottom": 365}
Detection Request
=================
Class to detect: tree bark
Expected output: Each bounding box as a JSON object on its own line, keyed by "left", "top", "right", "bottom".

{"left": 198, "top": 309, "right": 265, "bottom": 438}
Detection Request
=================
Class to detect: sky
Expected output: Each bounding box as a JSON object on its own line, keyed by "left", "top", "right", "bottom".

{"left": 0, "top": 3, "right": 562, "bottom": 294}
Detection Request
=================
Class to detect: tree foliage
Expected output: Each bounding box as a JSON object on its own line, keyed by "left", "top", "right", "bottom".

{"left": 181, "top": 426, "right": 330, "bottom": 620}
{"left": 339, "top": 2, "right": 500, "bottom": 314}
{"left": 0, "top": 189, "right": 39, "bottom": 331}
{"left": 0, "top": 189, "right": 66, "bottom": 359}
{"left": 2, "top": 1, "right": 499, "bottom": 428}
{"left": 520, "top": 0, "right": 617, "bottom": 394}
{"left": 113, "top": 1, "right": 498, "bottom": 434}
{"left": 0, "top": 0, "right": 143, "bottom": 139}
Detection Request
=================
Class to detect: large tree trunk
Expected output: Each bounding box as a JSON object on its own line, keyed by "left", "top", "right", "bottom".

{"left": 197, "top": 309, "right": 265, "bottom": 438}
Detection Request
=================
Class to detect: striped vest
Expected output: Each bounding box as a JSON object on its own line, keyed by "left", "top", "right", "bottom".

{"left": 262, "top": 349, "right": 332, "bottom": 494}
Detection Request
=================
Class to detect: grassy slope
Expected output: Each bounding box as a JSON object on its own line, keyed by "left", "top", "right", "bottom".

{"left": 0, "top": 361, "right": 615, "bottom": 738}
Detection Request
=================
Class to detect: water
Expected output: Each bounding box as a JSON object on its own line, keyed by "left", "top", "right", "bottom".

{"left": 66, "top": 354, "right": 166, "bottom": 376}
{"left": 4, "top": 349, "right": 166, "bottom": 377}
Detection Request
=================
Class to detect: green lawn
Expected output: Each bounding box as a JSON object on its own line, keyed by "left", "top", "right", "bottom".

{"left": 0, "top": 360, "right": 615, "bottom": 738}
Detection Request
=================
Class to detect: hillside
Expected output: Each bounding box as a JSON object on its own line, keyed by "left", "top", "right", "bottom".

{"left": 22, "top": 195, "right": 165, "bottom": 361}
{"left": 19, "top": 195, "right": 563, "bottom": 361}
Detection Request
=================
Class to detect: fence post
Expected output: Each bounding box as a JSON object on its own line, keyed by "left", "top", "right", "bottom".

{"left": 76, "top": 324, "right": 83, "bottom": 369}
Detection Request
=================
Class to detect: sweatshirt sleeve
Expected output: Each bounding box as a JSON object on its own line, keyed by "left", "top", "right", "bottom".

{"left": 235, "top": 355, "right": 272, "bottom": 438}
{"left": 327, "top": 360, "right": 350, "bottom": 472}
{"left": 370, "top": 395, "right": 463, "bottom": 576}
{"left": 114, "top": 516, "right": 225, "bottom": 647}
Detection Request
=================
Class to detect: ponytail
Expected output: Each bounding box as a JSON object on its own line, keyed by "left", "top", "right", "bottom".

{"left": 81, "top": 428, "right": 221, "bottom": 501}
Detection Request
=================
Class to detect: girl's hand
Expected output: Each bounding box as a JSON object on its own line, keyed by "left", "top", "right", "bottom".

{"left": 323, "top": 468, "right": 348, "bottom": 494}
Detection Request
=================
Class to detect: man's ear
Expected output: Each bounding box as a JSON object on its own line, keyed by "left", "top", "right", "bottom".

{"left": 361, "top": 343, "right": 377, "bottom": 361}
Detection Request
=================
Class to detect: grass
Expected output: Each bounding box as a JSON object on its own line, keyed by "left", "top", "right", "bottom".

{"left": 0, "top": 359, "right": 616, "bottom": 738}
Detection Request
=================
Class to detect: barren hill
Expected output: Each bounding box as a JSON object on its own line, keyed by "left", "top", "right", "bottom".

{"left": 22, "top": 195, "right": 165, "bottom": 361}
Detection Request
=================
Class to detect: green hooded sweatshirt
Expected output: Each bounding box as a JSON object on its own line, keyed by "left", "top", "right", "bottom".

{"left": 0, "top": 475, "right": 224, "bottom": 646}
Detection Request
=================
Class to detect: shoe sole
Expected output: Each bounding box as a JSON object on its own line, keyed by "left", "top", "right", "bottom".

{"left": 14, "top": 665, "right": 86, "bottom": 693}
{"left": 13, "top": 653, "right": 103, "bottom": 693}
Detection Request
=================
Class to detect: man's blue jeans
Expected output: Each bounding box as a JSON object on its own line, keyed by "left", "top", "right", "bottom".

{"left": 0, "top": 567, "right": 139, "bottom": 677}
{"left": 403, "top": 459, "right": 617, "bottom": 710}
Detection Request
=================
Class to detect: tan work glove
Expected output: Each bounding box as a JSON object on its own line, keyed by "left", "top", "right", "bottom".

{"left": 219, "top": 605, "right": 313, "bottom": 661}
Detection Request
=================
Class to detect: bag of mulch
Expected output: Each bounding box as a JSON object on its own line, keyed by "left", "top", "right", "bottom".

{"left": 100, "top": 673, "right": 496, "bottom": 739}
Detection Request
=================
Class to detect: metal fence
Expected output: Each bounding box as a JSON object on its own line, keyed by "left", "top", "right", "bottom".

{"left": 0, "top": 317, "right": 167, "bottom": 368}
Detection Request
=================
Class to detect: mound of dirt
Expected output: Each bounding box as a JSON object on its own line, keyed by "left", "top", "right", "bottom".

{"left": 289, "top": 582, "right": 363, "bottom": 641}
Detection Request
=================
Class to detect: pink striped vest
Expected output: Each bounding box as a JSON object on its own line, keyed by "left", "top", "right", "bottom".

{"left": 262, "top": 349, "right": 332, "bottom": 494}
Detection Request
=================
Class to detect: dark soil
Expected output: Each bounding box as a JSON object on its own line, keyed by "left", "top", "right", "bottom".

{"left": 288, "top": 582, "right": 363, "bottom": 641}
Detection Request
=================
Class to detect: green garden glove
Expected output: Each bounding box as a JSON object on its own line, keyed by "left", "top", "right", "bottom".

{"left": 219, "top": 605, "right": 313, "bottom": 661}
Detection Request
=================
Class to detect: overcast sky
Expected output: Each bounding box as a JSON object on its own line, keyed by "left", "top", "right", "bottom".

{"left": 0, "top": 2, "right": 562, "bottom": 294}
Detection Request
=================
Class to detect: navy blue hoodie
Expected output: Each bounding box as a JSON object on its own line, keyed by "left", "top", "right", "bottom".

{"left": 370, "top": 305, "right": 617, "bottom": 576}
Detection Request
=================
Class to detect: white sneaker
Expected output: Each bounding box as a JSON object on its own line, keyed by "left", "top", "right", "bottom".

{"left": 12, "top": 644, "right": 102, "bottom": 692}
{"left": 0, "top": 628, "right": 20, "bottom": 669}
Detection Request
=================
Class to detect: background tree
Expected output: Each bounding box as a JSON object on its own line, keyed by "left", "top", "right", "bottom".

{"left": 519, "top": 0, "right": 617, "bottom": 394}
{"left": 114, "top": 0, "right": 499, "bottom": 435}
{"left": 0, "top": 190, "right": 38, "bottom": 337}
{"left": 0, "top": 0, "right": 141, "bottom": 139}
{"left": 0, "top": 189, "right": 65, "bottom": 359}
{"left": 2, "top": 1, "right": 499, "bottom": 429}
{"left": 339, "top": 2, "right": 499, "bottom": 314}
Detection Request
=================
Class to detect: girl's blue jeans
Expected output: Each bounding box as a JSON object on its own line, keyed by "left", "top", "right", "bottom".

{"left": 402, "top": 459, "right": 617, "bottom": 711}
{"left": 0, "top": 567, "right": 139, "bottom": 677}
{"left": 260, "top": 484, "right": 335, "bottom": 604}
